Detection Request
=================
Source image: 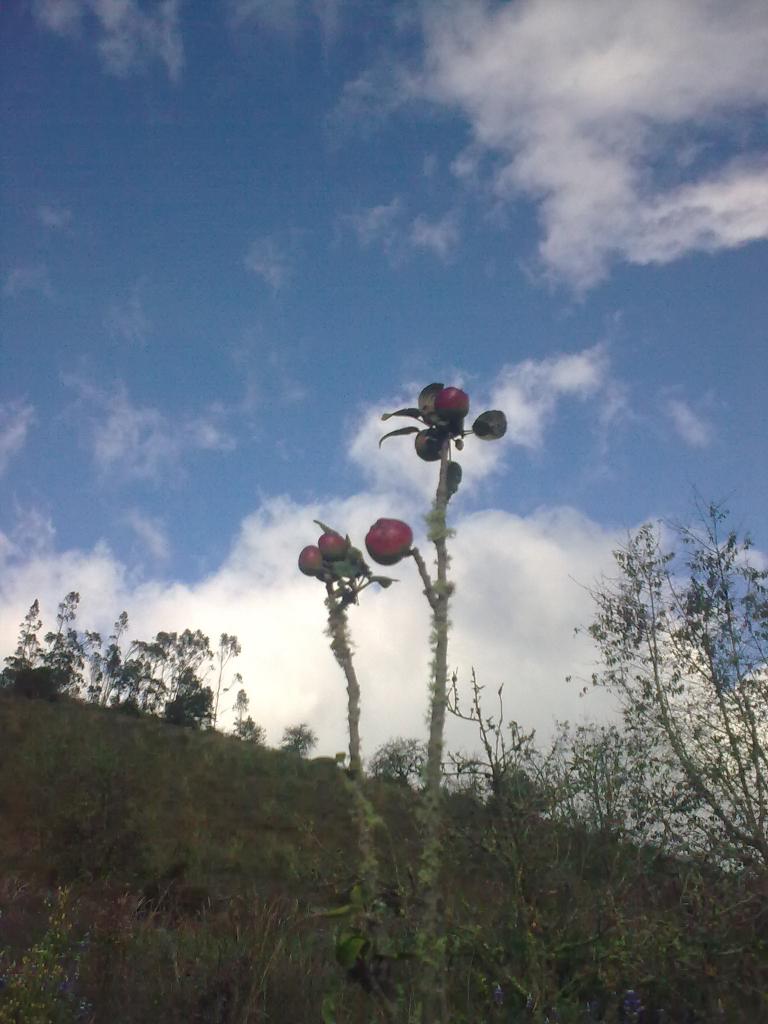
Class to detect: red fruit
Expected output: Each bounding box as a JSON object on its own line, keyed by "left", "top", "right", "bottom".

{"left": 298, "top": 545, "right": 324, "bottom": 577}
{"left": 434, "top": 386, "right": 470, "bottom": 419}
{"left": 415, "top": 429, "right": 443, "bottom": 462}
{"left": 317, "top": 531, "right": 348, "bottom": 561}
{"left": 365, "top": 519, "right": 413, "bottom": 566}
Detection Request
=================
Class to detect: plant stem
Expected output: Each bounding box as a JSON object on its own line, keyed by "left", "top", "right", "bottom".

{"left": 325, "top": 586, "right": 400, "bottom": 1023}
{"left": 326, "top": 584, "right": 364, "bottom": 779}
{"left": 415, "top": 441, "right": 453, "bottom": 1024}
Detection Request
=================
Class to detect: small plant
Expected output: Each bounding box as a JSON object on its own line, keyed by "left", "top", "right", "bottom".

{"left": 0, "top": 888, "right": 91, "bottom": 1024}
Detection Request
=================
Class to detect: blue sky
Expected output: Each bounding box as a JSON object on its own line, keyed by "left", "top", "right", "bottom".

{"left": 1, "top": 0, "right": 767, "bottom": 754}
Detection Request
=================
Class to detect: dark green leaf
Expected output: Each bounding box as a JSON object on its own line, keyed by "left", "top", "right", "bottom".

{"left": 314, "top": 903, "right": 355, "bottom": 919}
{"left": 381, "top": 407, "right": 422, "bottom": 421}
{"left": 371, "top": 576, "right": 396, "bottom": 588}
{"left": 472, "top": 410, "right": 507, "bottom": 440}
{"left": 379, "top": 426, "right": 420, "bottom": 447}
{"left": 329, "top": 560, "right": 362, "bottom": 579}
{"left": 346, "top": 545, "right": 367, "bottom": 567}
{"left": 336, "top": 932, "right": 368, "bottom": 969}
{"left": 321, "top": 994, "right": 337, "bottom": 1024}
{"left": 313, "top": 519, "right": 337, "bottom": 535}
{"left": 418, "top": 383, "right": 444, "bottom": 415}
{"left": 446, "top": 461, "right": 462, "bottom": 499}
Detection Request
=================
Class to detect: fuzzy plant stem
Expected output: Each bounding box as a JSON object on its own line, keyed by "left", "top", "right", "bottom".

{"left": 325, "top": 586, "right": 399, "bottom": 1023}
{"left": 412, "top": 441, "right": 453, "bottom": 1024}
{"left": 325, "top": 584, "right": 365, "bottom": 779}
{"left": 325, "top": 585, "right": 378, "bottom": 896}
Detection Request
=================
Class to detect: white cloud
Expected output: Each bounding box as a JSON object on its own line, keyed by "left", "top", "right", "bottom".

{"left": 228, "top": 0, "right": 300, "bottom": 33}
{"left": 105, "top": 283, "right": 151, "bottom": 347}
{"left": 410, "top": 211, "right": 460, "bottom": 260}
{"left": 347, "top": 346, "right": 618, "bottom": 506}
{"left": 2, "top": 265, "right": 54, "bottom": 299}
{"left": 417, "top": 0, "right": 768, "bottom": 289}
{"left": 5, "top": 507, "right": 57, "bottom": 559}
{"left": 0, "top": 490, "right": 621, "bottom": 757}
{"left": 32, "top": 0, "right": 184, "bottom": 82}
{"left": 32, "top": 0, "right": 82, "bottom": 34}
{"left": 489, "top": 344, "right": 611, "bottom": 448}
{"left": 667, "top": 398, "right": 712, "bottom": 448}
{"left": 346, "top": 197, "right": 404, "bottom": 257}
{"left": 124, "top": 509, "right": 170, "bottom": 561}
{"left": 65, "top": 380, "right": 236, "bottom": 483}
{"left": 346, "top": 198, "right": 461, "bottom": 264}
{"left": 228, "top": 0, "right": 346, "bottom": 48}
{"left": 0, "top": 363, "right": 638, "bottom": 754}
{"left": 331, "top": 60, "right": 417, "bottom": 135}
{"left": 244, "top": 236, "right": 292, "bottom": 291}
{"left": 0, "top": 402, "right": 35, "bottom": 477}
{"left": 38, "top": 204, "right": 73, "bottom": 229}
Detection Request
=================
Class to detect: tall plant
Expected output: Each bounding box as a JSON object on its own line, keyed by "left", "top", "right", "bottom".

{"left": 298, "top": 381, "right": 507, "bottom": 1021}
{"left": 379, "top": 382, "right": 506, "bottom": 1022}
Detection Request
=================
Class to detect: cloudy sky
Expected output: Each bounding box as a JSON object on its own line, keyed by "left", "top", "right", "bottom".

{"left": 1, "top": 0, "right": 766, "bottom": 758}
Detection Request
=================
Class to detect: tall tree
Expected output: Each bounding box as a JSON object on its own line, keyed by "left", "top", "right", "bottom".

{"left": 2, "top": 599, "right": 43, "bottom": 682}
{"left": 41, "top": 592, "right": 85, "bottom": 694}
{"left": 86, "top": 611, "right": 130, "bottom": 706}
{"left": 211, "top": 633, "right": 241, "bottom": 729}
{"left": 588, "top": 505, "right": 768, "bottom": 867}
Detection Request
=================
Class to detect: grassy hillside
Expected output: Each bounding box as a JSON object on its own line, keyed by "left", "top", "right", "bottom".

{"left": 0, "top": 693, "right": 766, "bottom": 1023}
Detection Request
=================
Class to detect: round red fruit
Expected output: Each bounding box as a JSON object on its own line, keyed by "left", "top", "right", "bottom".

{"left": 317, "top": 531, "right": 348, "bottom": 561}
{"left": 365, "top": 519, "right": 413, "bottom": 566}
{"left": 434, "top": 386, "right": 470, "bottom": 419}
{"left": 415, "top": 429, "right": 443, "bottom": 462}
{"left": 298, "top": 545, "right": 324, "bottom": 577}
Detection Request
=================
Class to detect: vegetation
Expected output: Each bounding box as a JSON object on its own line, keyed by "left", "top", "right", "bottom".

{"left": 0, "top": 366, "right": 765, "bottom": 1023}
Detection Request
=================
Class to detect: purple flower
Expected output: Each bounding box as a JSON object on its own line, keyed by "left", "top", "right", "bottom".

{"left": 620, "top": 990, "right": 643, "bottom": 1022}
{"left": 492, "top": 983, "right": 504, "bottom": 1006}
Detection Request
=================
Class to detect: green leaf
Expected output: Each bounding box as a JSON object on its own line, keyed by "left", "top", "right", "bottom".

{"left": 418, "top": 382, "right": 444, "bottom": 415}
{"left": 346, "top": 545, "right": 368, "bottom": 568}
{"left": 371, "top": 576, "right": 396, "bottom": 588}
{"left": 378, "top": 426, "right": 420, "bottom": 447}
{"left": 314, "top": 903, "right": 355, "bottom": 919}
{"left": 329, "top": 560, "right": 362, "bottom": 579}
{"left": 321, "top": 993, "right": 337, "bottom": 1024}
{"left": 446, "top": 461, "right": 462, "bottom": 499}
{"left": 313, "top": 519, "right": 337, "bottom": 535}
{"left": 381, "top": 407, "right": 422, "bottom": 421}
{"left": 336, "top": 932, "right": 368, "bottom": 969}
{"left": 472, "top": 410, "right": 507, "bottom": 440}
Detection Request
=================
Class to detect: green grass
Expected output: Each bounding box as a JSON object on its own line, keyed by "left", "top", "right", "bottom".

{"left": 1, "top": 693, "right": 766, "bottom": 1022}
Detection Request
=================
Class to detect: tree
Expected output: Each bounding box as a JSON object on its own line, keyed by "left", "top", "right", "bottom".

{"left": 587, "top": 505, "right": 768, "bottom": 867}
{"left": 163, "top": 667, "right": 214, "bottom": 729}
{"left": 2, "top": 599, "right": 43, "bottom": 683}
{"left": 232, "top": 688, "right": 265, "bottom": 744}
{"left": 113, "top": 628, "right": 214, "bottom": 715}
{"left": 85, "top": 611, "right": 129, "bottom": 706}
{"left": 212, "top": 633, "right": 241, "bottom": 730}
{"left": 41, "top": 591, "right": 85, "bottom": 694}
{"left": 3, "top": 595, "right": 86, "bottom": 699}
{"left": 234, "top": 716, "right": 266, "bottom": 745}
{"left": 368, "top": 737, "right": 426, "bottom": 787}
{"left": 280, "top": 722, "right": 317, "bottom": 757}
{"left": 543, "top": 720, "right": 669, "bottom": 848}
